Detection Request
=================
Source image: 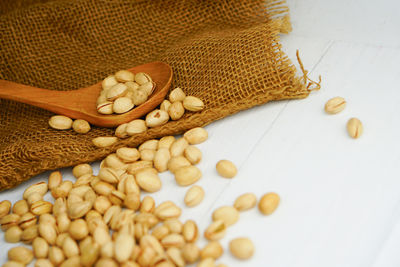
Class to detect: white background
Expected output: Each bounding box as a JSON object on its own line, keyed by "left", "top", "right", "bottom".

{"left": 1, "top": 0, "right": 400, "bottom": 266}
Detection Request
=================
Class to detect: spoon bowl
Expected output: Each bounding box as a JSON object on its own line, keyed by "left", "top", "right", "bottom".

{"left": 0, "top": 61, "right": 173, "bottom": 127}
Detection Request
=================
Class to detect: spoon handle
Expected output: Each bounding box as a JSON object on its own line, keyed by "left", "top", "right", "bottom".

{"left": 0, "top": 79, "right": 77, "bottom": 113}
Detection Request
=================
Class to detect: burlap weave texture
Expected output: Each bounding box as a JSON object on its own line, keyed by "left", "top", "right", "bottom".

{"left": 0, "top": 0, "right": 314, "bottom": 190}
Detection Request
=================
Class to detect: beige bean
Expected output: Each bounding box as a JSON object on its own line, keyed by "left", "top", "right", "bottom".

{"left": 8, "top": 246, "right": 34, "bottom": 265}
{"left": 102, "top": 75, "right": 118, "bottom": 90}
{"left": 126, "top": 160, "right": 153, "bottom": 175}
{"left": 136, "top": 168, "right": 162, "bottom": 192}
{"left": 170, "top": 138, "right": 189, "bottom": 157}
{"left": 161, "top": 233, "right": 185, "bottom": 248}
{"left": 139, "top": 81, "right": 156, "bottom": 96}
{"left": 95, "top": 257, "right": 118, "bottom": 267}
{"left": 182, "top": 220, "right": 199, "bottom": 242}
{"left": 56, "top": 213, "right": 71, "bottom": 233}
{"left": 197, "top": 258, "right": 215, "bottom": 267}
{"left": 136, "top": 246, "right": 156, "bottom": 266}
{"left": 175, "top": 165, "right": 202, "bottom": 186}
{"left": 92, "top": 136, "right": 118, "bottom": 148}
{"left": 139, "top": 139, "right": 159, "bottom": 151}
{"left": 154, "top": 148, "right": 171, "bottom": 172}
{"left": 212, "top": 206, "right": 239, "bottom": 227}
{"left": 164, "top": 219, "right": 183, "bottom": 234}
{"left": 151, "top": 225, "right": 169, "bottom": 240}
{"left": 109, "top": 190, "right": 126, "bottom": 206}
{"left": 12, "top": 200, "right": 29, "bottom": 215}
{"left": 53, "top": 198, "right": 67, "bottom": 216}
{"left": 216, "top": 160, "right": 237, "bottom": 178}
{"left": 135, "top": 213, "right": 158, "bottom": 229}
{"left": 5, "top": 226, "right": 22, "bottom": 243}
{"left": 80, "top": 240, "right": 100, "bottom": 266}
{"left": 229, "top": 237, "right": 254, "bottom": 259}
{"left": 1, "top": 214, "right": 20, "bottom": 231}
{"left": 145, "top": 109, "right": 169, "bottom": 127}
{"left": 23, "top": 181, "right": 48, "bottom": 200}
{"left": 38, "top": 214, "right": 56, "bottom": 226}
{"left": 160, "top": 99, "right": 172, "bottom": 112}
{"left": 105, "top": 153, "right": 126, "bottom": 170}
{"left": 115, "top": 234, "right": 134, "bottom": 262}
{"left": 31, "top": 200, "right": 53, "bottom": 215}
{"left": 158, "top": 136, "right": 176, "bottom": 149}
{"left": 98, "top": 167, "right": 120, "bottom": 184}
{"left": 93, "top": 227, "right": 111, "bottom": 246}
{"left": 93, "top": 181, "right": 115, "bottom": 196}
{"left": 184, "top": 185, "right": 204, "bottom": 207}
{"left": 140, "top": 149, "right": 156, "bottom": 161}
{"left": 97, "top": 91, "right": 108, "bottom": 105}
{"left": 184, "top": 127, "right": 208, "bottom": 144}
{"left": 234, "top": 193, "right": 257, "bottom": 211}
{"left": 169, "top": 87, "right": 186, "bottom": 103}
{"left": 155, "top": 201, "right": 182, "bottom": 220}
{"left": 168, "top": 101, "right": 185, "bottom": 120}
{"left": 49, "top": 115, "right": 73, "bottom": 130}
{"left": 113, "top": 97, "right": 134, "bottom": 114}
{"left": 72, "top": 163, "right": 92, "bottom": 178}
{"left": 115, "top": 70, "right": 135, "bottom": 82}
{"left": 258, "top": 192, "right": 280, "bottom": 215}
{"left": 115, "top": 123, "right": 129, "bottom": 138}
{"left": 27, "top": 192, "right": 43, "bottom": 206}
{"left": 20, "top": 225, "right": 38, "bottom": 244}
{"left": 140, "top": 196, "right": 156, "bottom": 213}
{"left": 97, "top": 101, "right": 114, "bottom": 114}
{"left": 0, "top": 200, "right": 11, "bottom": 218}
{"left": 124, "top": 193, "right": 141, "bottom": 211}
{"left": 69, "top": 219, "right": 89, "bottom": 240}
{"left": 204, "top": 220, "right": 226, "bottom": 241}
{"left": 347, "top": 117, "right": 363, "bottom": 138}
{"left": 62, "top": 236, "right": 80, "bottom": 258}
{"left": 107, "top": 83, "right": 128, "bottom": 101}
{"left": 183, "top": 96, "right": 204, "bottom": 112}
{"left": 116, "top": 147, "right": 140, "bottom": 162}
{"left": 33, "top": 237, "right": 49, "bottom": 258}
{"left": 39, "top": 222, "right": 57, "bottom": 245}
{"left": 184, "top": 145, "right": 202, "bottom": 164}
{"left": 74, "top": 173, "right": 94, "bottom": 187}
{"left": 167, "top": 156, "right": 191, "bottom": 173}
{"left": 18, "top": 212, "right": 37, "bottom": 229}
{"left": 3, "top": 261, "right": 25, "bottom": 267}
{"left": 201, "top": 241, "right": 223, "bottom": 259}
{"left": 325, "top": 96, "right": 346, "bottom": 114}
{"left": 35, "top": 259, "right": 53, "bottom": 267}
{"left": 182, "top": 243, "right": 200, "bottom": 263}
{"left": 72, "top": 119, "right": 91, "bottom": 134}
{"left": 52, "top": 180, "right": 73, "bottom": 199}
{"left": 135, "top": 72, "right": 152, "bottom": 85}
{"left": 122, "top": 174, "right": 140, "bottom": 195}
{"left": 166, "top": 247, "right": 185, "bottom": 267}
{"left": 85, "top": 210, "right": 102, "bottom": 223}
{"left": 131, "top": 88, "right": 148, "bottom": 105}
{"left": 94, "top": 196, "right": 112, "bottom": 214}
{"left": 49, "top": 246, "right": 65, "bottom": 266}
{"left": 60, "top": 256, "right": 80, "bottom": 267}
{"left": 48, "top": 171, "right": 62, "bottom": 190}
{"left": 125, "top": 81, "right": 140, "bottom": 91}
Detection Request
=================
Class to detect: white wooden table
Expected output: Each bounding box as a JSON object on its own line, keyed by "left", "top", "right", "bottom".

{"left": 1, "top": 0, "right": 400, "bottom": 266}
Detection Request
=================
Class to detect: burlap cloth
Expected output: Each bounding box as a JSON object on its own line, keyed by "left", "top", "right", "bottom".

{"left": 0, "top": 0, "right": 319, "bottom": 191}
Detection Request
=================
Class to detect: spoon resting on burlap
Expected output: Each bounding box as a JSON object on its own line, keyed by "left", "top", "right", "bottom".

{"left": 0, "top": 62, "right": 173, "bottom": 127}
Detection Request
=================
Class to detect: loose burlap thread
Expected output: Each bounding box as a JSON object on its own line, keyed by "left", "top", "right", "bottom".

{"left": 0, "top": 0, "right": 317, "bottom": 190}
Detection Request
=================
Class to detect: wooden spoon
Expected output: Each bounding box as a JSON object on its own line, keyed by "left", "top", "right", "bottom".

{"left": 0, "top": 61, "right": 173, "bottom": 127}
